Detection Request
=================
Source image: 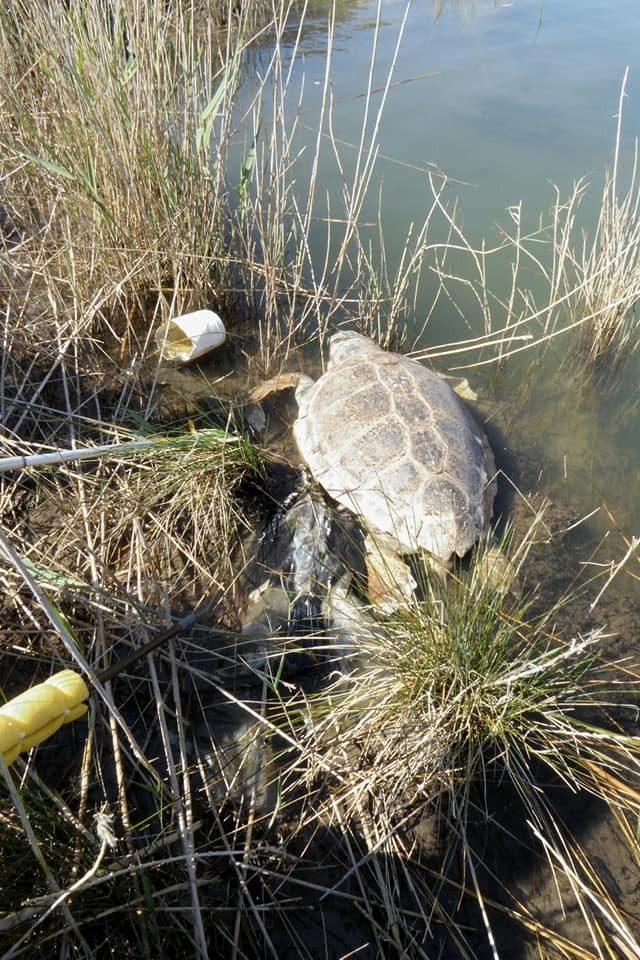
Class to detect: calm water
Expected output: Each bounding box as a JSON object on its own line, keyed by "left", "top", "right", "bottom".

{"left": 265, "top": 0, "right": 640, "bottom": 552}
{"left": 290, "top": 0, "right": 640, "bottom": 234}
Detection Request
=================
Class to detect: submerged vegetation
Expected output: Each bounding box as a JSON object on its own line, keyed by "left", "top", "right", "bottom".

{"left": 1, "top": 0, "right": 640, "bottom": 957}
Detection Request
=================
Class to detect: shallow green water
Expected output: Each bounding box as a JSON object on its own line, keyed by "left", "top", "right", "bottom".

{"left": 290, "top": 0, "right": 640, "bottom": 237}
{"left": 272, "top": 0, "right": 640, "bottom": 560}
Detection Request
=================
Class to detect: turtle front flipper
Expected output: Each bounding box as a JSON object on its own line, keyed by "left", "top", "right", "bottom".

{"left": 363, "top": 533, "right": 417, "bottom": 613}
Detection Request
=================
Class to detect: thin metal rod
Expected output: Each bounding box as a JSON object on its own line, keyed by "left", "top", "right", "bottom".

{"left": 0, "top": 438, "right": 159, "bottom": 474}
{"left": 95, "top": 605, "right": 211, "bottom": 684}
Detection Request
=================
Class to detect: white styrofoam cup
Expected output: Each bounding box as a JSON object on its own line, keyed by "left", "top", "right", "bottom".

{"left": 155, "top": 309, "right": 226, "bottom": 362}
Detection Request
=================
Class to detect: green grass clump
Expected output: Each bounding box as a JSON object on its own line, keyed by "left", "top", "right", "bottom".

{"left": 1, "top": 417, "right": 261, "bottom": 612}
{"left": 295, "top": 544, "right": 640, "bottom": 956}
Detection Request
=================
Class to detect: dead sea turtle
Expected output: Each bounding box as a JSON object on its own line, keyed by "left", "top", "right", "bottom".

{"left": 292, "top": 331, "right": 499, "bottom": 597}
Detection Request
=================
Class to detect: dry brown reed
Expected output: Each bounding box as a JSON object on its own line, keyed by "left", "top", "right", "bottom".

{"left": 414, "top": 74, "right": 640, "bottom": 380}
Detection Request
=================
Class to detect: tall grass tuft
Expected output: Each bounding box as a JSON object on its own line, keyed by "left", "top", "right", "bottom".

{"left": 574, "top": 70, "right": 640, "bottom": 373}
{"left": 294, "top": 534, "right": 640, "bottom": 956}
{"left": 1, "top": 417, "right": 259, "bottom": 615}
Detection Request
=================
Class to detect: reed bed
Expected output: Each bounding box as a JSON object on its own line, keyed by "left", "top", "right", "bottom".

{"left": 0, "top": 0, "right": 430, "bottom": 387}
{"left": 574, "top": 71, "right": 640, "bottom": 373}
{"left": 0, "top": 0, "right": 235, "bottom": 355}
{"left": 1, "top": 0, "right": 640, "bottom": 957}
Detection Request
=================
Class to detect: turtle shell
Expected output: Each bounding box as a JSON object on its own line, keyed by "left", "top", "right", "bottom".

{"left": 292, "top": 332, "right": 496, "bottom": 561}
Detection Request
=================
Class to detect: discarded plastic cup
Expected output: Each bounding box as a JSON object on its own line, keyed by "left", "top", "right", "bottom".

{"left": 155, "top": 309, "right": 226, "bottom": 363}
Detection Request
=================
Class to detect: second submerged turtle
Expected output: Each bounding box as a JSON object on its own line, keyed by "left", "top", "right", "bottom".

{"left": 292, "top": 331, "right": 502, "bottom": 599}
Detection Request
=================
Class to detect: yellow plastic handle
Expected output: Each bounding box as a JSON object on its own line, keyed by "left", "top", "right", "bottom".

{"left": 0, "top": 670, "right": 89, "bottom": 766}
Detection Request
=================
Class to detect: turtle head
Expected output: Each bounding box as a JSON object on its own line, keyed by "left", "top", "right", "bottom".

{"left": 328, "top": 330, "right": 379, "bottom": 365}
